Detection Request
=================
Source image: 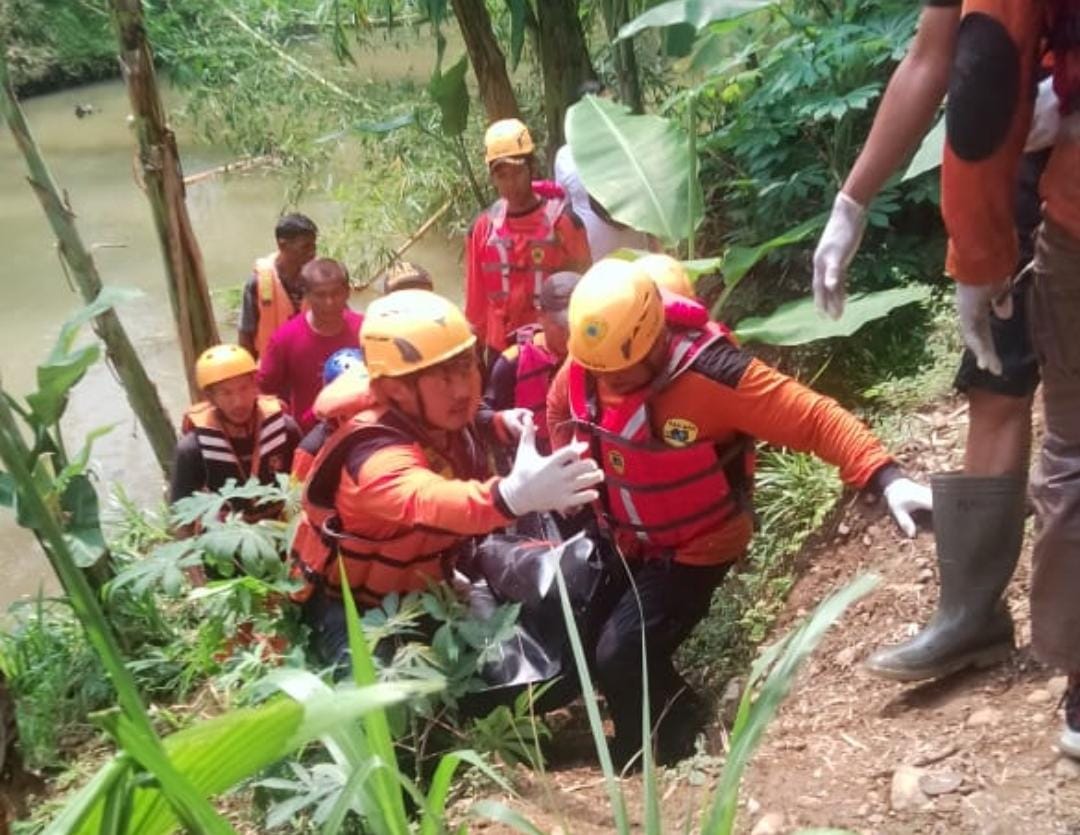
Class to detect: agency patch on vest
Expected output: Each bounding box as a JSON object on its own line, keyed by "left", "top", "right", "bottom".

{"left": 662, "top": 418, "right": 698, "bottom": 447}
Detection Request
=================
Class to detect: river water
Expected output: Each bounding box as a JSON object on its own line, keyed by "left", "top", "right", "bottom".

{"left": 0, "top": 42, "right": 462, "bottom": 605}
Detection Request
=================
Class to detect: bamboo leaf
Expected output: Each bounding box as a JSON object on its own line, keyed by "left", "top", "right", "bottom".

{"left": 428, "top": 54, "right": 470, "bottom": 139}
{"left": 733, "top": 286, "right": 931, "bottom": 346}
{"left": 567, "top": 95, "right": 703, "bottom": 245}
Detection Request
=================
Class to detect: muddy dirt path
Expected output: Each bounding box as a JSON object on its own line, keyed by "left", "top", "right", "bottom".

{"left": 473, "top": 393, "right": 1080, "bottom": 834}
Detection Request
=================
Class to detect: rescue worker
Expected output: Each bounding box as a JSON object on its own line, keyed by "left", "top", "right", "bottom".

{"left": 930, "top": 0, "right": 1080, "bottom": 759}
{"left": 170, "top": 344, "right": 301, "bottom": 511}
{"left": 295, "top": 290, "right": 603, "bottom": 667}
{"left": 810, "top": 0, "right": 1060, "bottom": 684}
{"left": 465, "top": 119, "right": 591, "bottom": 363}
{"left": 238, "top": 213, "right": 318, "bottom": 360}
{"left": 382, "top": 260, "right": 435, "bottom": 294}
{"left": 479, "top": 271, "right": 580, "bottom": 461}
{"left": 291, "top": 348, "right": 367, "bottom": 483}
{"left": 547, "top": 260, "right": 932, "bottom": 766}
{"left": 257, "top": 258, "right": 363, "bottom": 433}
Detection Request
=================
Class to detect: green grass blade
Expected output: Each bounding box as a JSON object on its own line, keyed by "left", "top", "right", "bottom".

{"left": 42, "top": 757, "right": 129, "bottom": 835}
{"left": 469, "top": 800, "right": 547, "bottom": 835}
{"left": 700, "top": 574, "right": 879, "bottom": 835}
{"left": 320, "top": 758, "right": 380, "bottom": 835}
{"left": 422, "top": 749, "right": 514, "bottom": 835}
{"left": 340, "top": 560, "right": 412, "bottom": 835}
{"left": 552, "top": 538, "right": 631, "bottom": 834}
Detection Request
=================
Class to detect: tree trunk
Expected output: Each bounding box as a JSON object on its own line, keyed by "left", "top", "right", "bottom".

{"left": 602, "top": 0, "right": 644, "bottom": 113}
{"left": 110, "top": 0, "right": 220, "bottom": 403}
{"left": 0, "top": 54, "right": 178, "bottom": 478}
{"left": 536, "top": 0, "right": 598, "bottom": 167}
{"left": 450, "top": 0, "right": 520, "bottom": 123}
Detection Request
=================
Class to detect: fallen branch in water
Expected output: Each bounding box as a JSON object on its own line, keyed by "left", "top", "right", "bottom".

{"left": 183, "top": 155, "right": 276, "bottom": 186}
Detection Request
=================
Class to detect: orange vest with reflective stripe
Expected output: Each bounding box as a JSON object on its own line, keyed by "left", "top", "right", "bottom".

{"left": 567, "top": 327, "right": 754, "bottom": 561}
{"left": 181, "top": 395, "right": 290, "bottom": 488}
{"left": 294, "top": 409, "right": 488, "bottom": 606}
{"left": 478, "top": 197, "right": 568, "bottom": 351}
{"left": 253, "top": 253, "right": 302, "bottom": 357}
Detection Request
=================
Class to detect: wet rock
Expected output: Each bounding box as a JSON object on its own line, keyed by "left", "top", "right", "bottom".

{"left": 919, "top": 771, "right": 963, "bottom": 796}
{"left": 890, "top": 765, "right": 929, "bottom": 811}
{"left": 966, "top": 707, "right": 1003, "bottom": 728}
{"left": 719, "top": 677, "right": 745, "bottom": 726}
{"left": 750, "top": 812, "right": 785, "bottom": 835}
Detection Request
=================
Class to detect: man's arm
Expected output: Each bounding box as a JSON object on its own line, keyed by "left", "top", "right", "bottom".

{"left": 813, "top": 4, "right": 960, "bottom": 318}
{"left": 842, "top": 4, "right": 960, "bottom": 204}
{"left": 341, "top": 443, "right": 513, "bottom": 536}
{"left": 464, "top": 217, "right": 489, "bottom": 345}
{"left": 238, "top": 276, "right": 259, "bottom": 357}
{"left": 477, "top": 350, "right": 518, "bottom": 438}
{"left": 555, "top": 209, "right": 592, "bottom": 272}
{"left": 169, "top": 433, "right": 205, "bottom": 505}
{"left": 545, "top": 360, "right": 573, "bottom": 450}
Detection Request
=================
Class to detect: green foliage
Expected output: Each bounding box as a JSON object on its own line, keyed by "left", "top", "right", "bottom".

{"left": 1, "top": 0, "right": 115, "bottom": 93}
{"left": 567, "top": 94, "right": 703, "bottom": 245}
{"left": 0, "top": 598, "right": 114, "bottom": 770}
{"left": 617, "top": 0, "right": 770, "bottom": 40}
{"left": 733, "top": 284, "right": 931, "bottom": 346}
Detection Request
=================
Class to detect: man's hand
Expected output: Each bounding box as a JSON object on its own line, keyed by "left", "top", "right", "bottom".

{"left": 812, "top": 192, "right": 868, "bottom": 319}
{"left": 883, "top": 478, "right": 933, "bottom": 538}
{"left": 498, "top": 421, "right": 603, "bottom": 516}
{"left": 496, "top": 408, "right": 534, "bottom": 440}
{"left": 956, "top": 280, "right": 1011, "bottom": 377}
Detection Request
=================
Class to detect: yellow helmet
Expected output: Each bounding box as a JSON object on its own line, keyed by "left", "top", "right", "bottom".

{"left": 361, "top": 290, "right": 476, "bottom": 379}
{"left": 195, "top": 344, "right": 256, "bottom": 390}
{"left": 484, "top": 118, "right": 535, "bottom": 166}
{"left": 637, "top": 253, "right": 695, "bottom": 299}
{"left": 568, "top": 259, "right": 665, "bottom": 373}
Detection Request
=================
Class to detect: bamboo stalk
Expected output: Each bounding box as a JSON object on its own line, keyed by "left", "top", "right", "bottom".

{"left": 183, "top": 154, "right": 275, "bottom": 187}
{"left": 110, "top": 0, "right": 220, "bottom": 403}
{"left": 0, "top": 54, "right": 177, "bottom": 477}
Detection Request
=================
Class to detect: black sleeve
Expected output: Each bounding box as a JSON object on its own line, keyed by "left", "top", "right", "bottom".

{"left": 238, "top": 275, "right": 259, "bottom": 335}
{"left": 922, "top": 0, "right": 960, "bottom": 6}
{"left": 281, "top": 416, "right": 303, "bottom": 473}
{"left": 169, "top": 432, "right": 206, "bottom": 504}
{"left": 688, "top": 336, "right": 753, "bottom": 389}
{"left": 477, "top": 353, "right": 518, "bottom": 432}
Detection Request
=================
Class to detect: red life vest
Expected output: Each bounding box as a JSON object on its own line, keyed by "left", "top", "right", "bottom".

{"left": 479, "top": 195, "right": 569, "bottom": 350}
{"left": 293, "top": 408, "right": 488, "bottom": 606}
{"left": 512, "top": 325, "right": 558, "bottom": 443}
{"left": 567, "top": 326, "right": 754, "bottom": 558}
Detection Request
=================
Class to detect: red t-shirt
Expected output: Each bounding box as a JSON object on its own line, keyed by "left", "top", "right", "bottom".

{"left": 257, "top": 309, "right": 363, "bottom": 432}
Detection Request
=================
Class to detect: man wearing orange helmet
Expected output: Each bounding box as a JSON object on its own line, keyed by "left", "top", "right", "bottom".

{"left": 294, "top": 290, "right": 603, "bottom": 666}
{"left": 547, "top": 259, "right": 931, "bottom": 766}
{"left": 465, "top": 118, "right": 591, "bottom": 364}
{"left": 171, "top": 344, "right": 301, "bottom": 507}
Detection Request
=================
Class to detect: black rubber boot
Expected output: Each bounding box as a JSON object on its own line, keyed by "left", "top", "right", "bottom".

{"left": 865, "top": 473, "right": 1026, "bottom": 682}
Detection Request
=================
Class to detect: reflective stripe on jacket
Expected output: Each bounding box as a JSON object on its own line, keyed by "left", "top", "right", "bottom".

{"left": 567, "top": 327, "right": 754, "bottom": 560}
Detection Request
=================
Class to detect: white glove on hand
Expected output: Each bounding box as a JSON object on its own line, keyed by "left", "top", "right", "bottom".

{"left": 884, "top": 478, "right": 932, "bottom": 538}
{"left": 956, "top": 281, "right": 1010, "bottom": 377}
{"left": 1025, "top": 77, "right": 1060, "bottom": 152}
{"left": 497, "top": 408, "right": 534, "bottom": 440}
{"left": 498, "top": 421, "right": 603, "bottom": 516}
{"left": 813, "top": 192, "right": 868, "bottom": 320}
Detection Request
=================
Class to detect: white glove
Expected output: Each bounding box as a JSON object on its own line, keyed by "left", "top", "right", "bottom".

{"left": 956, "top": 281, "right": 1010, "bottom": 377}
{"left": 1025, "top": 77, "right": 1060, "bottom": 152}
{"left": 498, "top": 421, "right": 604, "bottom": 516}
{"left": 496, "top": 408, "right": 534, "bottom": 440}
{"left": 812, "top": 192, "right": 868, "bottom": 320}
{"left": 883, "top": 478, "right": 932, "bottom": 538}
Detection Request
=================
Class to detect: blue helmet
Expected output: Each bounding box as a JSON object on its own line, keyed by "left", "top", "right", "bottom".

{"left": 323, "top": 347, "right": 365, "bottom": 385}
